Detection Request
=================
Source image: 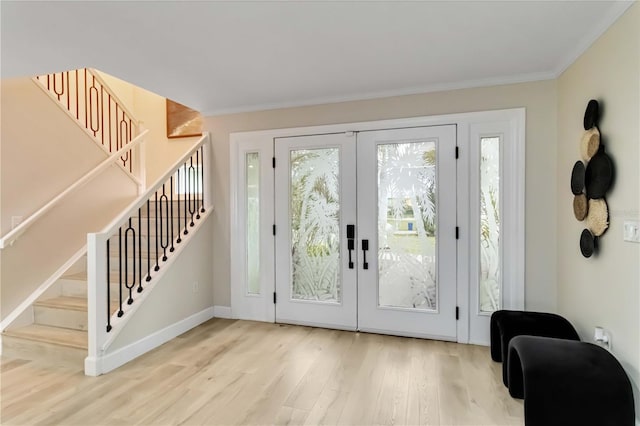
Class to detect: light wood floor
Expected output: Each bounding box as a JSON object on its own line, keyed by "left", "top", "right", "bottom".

{"left": 1, "top": 319, "right": 523, "bottom": 425}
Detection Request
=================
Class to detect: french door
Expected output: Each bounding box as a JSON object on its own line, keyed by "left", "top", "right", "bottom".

{"left": 274, "top": 125, "right": 458, "bottom": 339}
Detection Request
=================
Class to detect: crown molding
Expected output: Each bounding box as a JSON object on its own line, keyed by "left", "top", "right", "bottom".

{"left": 202, "top": 71, "right": 556, "bottom": 117}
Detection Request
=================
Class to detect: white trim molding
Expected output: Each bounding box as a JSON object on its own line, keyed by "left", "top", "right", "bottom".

{"left": 84, "top": 307, "right": 214, "bottom": 376}
{"left": 213, "top": 306, "right": 232, "bottom": 319}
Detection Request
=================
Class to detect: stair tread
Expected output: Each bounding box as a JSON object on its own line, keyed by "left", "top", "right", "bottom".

{"left": 3, "top": 324, "right": 87, "bottom": 350}
{"left": 35, "top": 296, "right": 87, "bottom": 312}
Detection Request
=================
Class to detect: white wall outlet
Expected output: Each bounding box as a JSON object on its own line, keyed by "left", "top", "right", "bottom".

{"left": 11, "top": 216, "right": 23, "bottom": 230}
{"left": 192, "top": 281, "right": 199, "bottom": 293}
{"left": 623, "top": 220, "right": 640, "bottom": 243}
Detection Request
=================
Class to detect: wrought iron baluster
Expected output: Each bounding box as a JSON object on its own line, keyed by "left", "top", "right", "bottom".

{"left": 184, "top": 163, "right": 189, "bottom": 235}
{"left": 124, "top": 218, "right": 136, "bottom": 305}
{"left": 176, "top": 168, "right": 182, "bottom": 244}
{"left": 189, "top": 156, "right": 196, "bottom": 227}
{"left": 200, "top": 145, "right": 206, "bottom": 213}
{"left": 106, "top": 239, "right": 112, "bottom": 332}
{"left": 138, "top": 208, "right": 143, "bottom": 293}
{"left": 170, "top": 176, "right": 175, "bottom": 252}
{"left": 160, "top": 184, "right": 169, "bottom": 261}
{"left": 146, "top": 199, "right": 152, "bottom": 282}
{"left": 117, "top": 228, "right": 124, "bottom": 317}
{"left": 154, "top": 192, "right": 160, "bottom": 271}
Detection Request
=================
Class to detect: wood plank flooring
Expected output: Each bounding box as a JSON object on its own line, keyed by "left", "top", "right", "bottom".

{"left": 0, "top": 319, "right": 523, "bottom": 425}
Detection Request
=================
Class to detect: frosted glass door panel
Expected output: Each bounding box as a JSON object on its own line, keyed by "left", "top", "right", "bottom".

{"left": 378, "top": 142, "right": 437, "bottom": 310}
{"left": 290, "top": 148, "right": 341, "bottom": 303}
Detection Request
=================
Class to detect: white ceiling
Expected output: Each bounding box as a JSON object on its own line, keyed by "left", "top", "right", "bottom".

{"left": 1, "top": 1, "right": 633, "bottom": 115}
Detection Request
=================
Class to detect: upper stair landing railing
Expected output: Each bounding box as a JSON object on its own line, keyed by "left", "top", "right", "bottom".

{"left": 34, "top": 68, "right": 142, "bottom": 182}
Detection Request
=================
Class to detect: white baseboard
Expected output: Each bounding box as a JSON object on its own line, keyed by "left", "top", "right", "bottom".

{"left": 213, "top": 305, "right": 232, "bottom": 319}
{"left": 84, "top": 306, "right": 214, "bottom": 376}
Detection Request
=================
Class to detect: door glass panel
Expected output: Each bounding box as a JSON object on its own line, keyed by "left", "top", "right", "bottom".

{"left": 480, "top": 136, "right": 501, "bottom": 313}
{"left": 246, "top": 152, "right": 260, "bottom": 294}
{"left": 290, "top": 148, "right": 341, "bottom": 303}
{"left": 378, "top": 141, "right": 437, "bottom": 310}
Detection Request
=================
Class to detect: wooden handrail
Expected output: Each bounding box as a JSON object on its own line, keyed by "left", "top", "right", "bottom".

{"left": 94, "top": 133, "right": 209, "bottom": 238}
{"left": 0, "top": 129, "right": 149, "bottom": 249}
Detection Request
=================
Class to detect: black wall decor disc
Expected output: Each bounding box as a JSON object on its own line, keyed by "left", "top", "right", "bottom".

{"left": 583, "top": 99, "right": 599, "bottom": 130}
{"left": 580, "top": 229, "right": 596, "bottom": 258}
{"left": 585, "top": 150, "right": 613, "bottom": 199}
{"left": 571, "top": 161, "right": 585, "bottom": 195}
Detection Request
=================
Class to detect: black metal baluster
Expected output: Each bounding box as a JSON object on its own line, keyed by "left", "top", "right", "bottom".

{"left": 117, "top": 228, "right": 124, "bottom": 317}
{"left": 196, "top": 150, "right": 201, "bottom": 220}
{"left": 106, "top": 239, "right": 112, "bottom": 332}
{"left": 137, "top": 208, "right": 143, "bottom": 293}
{"left": 125, "top": 218, "right": 135, "bottom": 305}
{"left": 146, "top": 199, "right": 152, "bottom": 282}
{"left": 200, "top": 145, "right": 206, "bottom": 213}
{"left": 154, "top": 192, "right": 160, "bottom": 271}
{"left": 160, "top": 184, "right": 169, "bottom": 261}
{"left": 176, "top": 168, "right": 182, "bottom": 244}
{"left": 170, "top": 176, "right": 175, "bottom": 252}
{"left": 189, "top": 156, "right": 195, "bottom": 227}
{"left": 184, "top": 163, "right": 189, "bottom": 235}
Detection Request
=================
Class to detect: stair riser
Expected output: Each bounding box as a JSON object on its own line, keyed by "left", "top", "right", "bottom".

{"left": 60, "top": 279, "right": 144, "bottom": 301}
{"left": 34, "top": 306, "right": 87, "bottom": 331}
{"left": 1, "top": 335, "right": 86, "bottom": 366}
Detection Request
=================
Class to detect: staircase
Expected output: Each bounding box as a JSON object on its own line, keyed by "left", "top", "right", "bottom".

{"left": 1, "top": 196, "right": 194, "bottom": 359}
{"left": 1, "top": 67, "right": 211, "bottom": 374}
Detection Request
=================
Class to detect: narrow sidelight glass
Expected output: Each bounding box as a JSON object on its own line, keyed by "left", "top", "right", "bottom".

{"left": 246, "top": 152, "right": 260, "bottom": 295}
{"left": 479, "top": 136, "right": 501, "bottom": 313}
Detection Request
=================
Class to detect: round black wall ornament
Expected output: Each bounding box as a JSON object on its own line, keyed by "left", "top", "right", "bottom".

{"left": 585, "top": 149, "right": 613, "bottom": 199}
{"left": 580, "top": 229, "right": 596, "bottom": 258}
{"left": 583, "top": 99, "right": 599, "bottom": 130}
{"left": 571, "top": 161, "right": 585, "bottom": 195}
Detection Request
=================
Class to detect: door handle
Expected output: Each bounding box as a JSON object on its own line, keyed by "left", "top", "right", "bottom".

{"left": 362, "top": 239, "right": 369, "bottom": 270}
{"left": 347, "top": 225, "right": 355, "bottom": 269}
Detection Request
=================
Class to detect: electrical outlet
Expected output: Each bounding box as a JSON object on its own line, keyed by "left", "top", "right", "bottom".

{"left": 192, "top": 281, "right": 199, "bottom": 293}
{"left": 11, "top": 216, "right": 23, "bottom": 230}
{"left": 623, "top": 220, "right": 640, "bottom": 243}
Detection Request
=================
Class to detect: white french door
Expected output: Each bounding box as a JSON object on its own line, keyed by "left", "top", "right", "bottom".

{"left": 274, "top": 133, "right": 358, "bottom": 330}
{"left": 356, "top": 126, "right": 457, "bottom": 339}
{"left": 274, "top": 126, "right": 457, "bottom": 339}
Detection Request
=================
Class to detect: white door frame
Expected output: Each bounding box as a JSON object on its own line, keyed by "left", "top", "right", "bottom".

{"left": 229, "top": 108, "right": 525, "bottom": 344}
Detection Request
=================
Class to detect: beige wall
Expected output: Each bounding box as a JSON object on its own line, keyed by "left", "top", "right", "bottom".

{"left": 0, "top": 78, "right": 117, "bottom": 235}
{"left": 0, "top": 77, "right": 139, "bottom": 320}
{"left": 557, "top": 3, "right": 639, "bottom": 414}
{"left": 107, "top": 213, "right": 214, "bottom": 352}
{"left": 205, "top": 79, "right": 558, "bottom": 310}
{"left": 96, "top": 71, "right": 200, "bottom": 185}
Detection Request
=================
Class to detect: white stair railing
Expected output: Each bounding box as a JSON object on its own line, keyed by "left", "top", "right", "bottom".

{"left": 87, "top": 133, "right": 211, "bottom": 364}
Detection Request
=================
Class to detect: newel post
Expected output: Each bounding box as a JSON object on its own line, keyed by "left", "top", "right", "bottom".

{"left": 86, "top": 232, "right": 109, "bottom": 376}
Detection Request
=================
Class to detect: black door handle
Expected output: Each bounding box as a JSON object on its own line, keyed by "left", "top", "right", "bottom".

{"left": 362, "top": 239, "right": 369, "bottom": 270}
{"left": 347, "top": 225, "right": 355, "bottom": 269}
